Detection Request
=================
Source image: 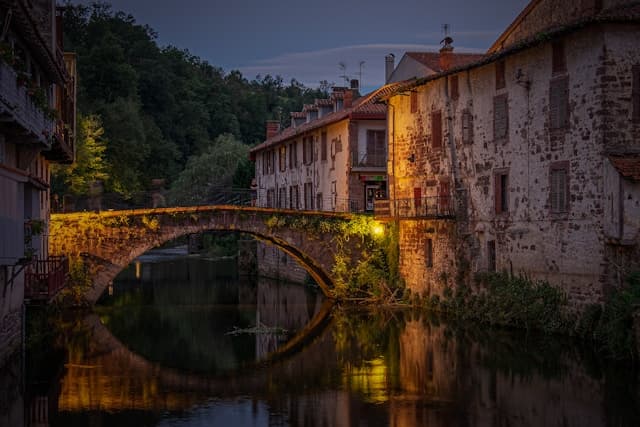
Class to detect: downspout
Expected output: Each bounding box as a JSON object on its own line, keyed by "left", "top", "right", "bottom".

{"left": 387, "top": 101, "right": 398, "bottom": 222}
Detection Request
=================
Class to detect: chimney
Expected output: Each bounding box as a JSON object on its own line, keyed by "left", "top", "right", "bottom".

{"left": 385, "top": 53, "right": 395, "bottom": 83}
{"left": 265, "top": 120, "right": 280, "bottom": 139}
{"left": 344, "top": 90, "right": 353, "bottom": 109}
{"left": 439, "top": 36, "right": 454, "bottom": 71}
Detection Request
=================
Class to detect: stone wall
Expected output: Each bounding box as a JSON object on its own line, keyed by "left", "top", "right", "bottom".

{"left": 388, "top": 23, "right": 640, "bottom": 305}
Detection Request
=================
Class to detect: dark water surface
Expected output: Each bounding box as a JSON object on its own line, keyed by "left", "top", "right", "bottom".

{"left": 8, "top": 254, "right": 640, "bottom": 426}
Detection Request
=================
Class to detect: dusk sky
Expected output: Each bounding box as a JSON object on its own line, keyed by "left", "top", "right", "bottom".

{"left": 75, "top": 0, "right": 530, "bottom": 92}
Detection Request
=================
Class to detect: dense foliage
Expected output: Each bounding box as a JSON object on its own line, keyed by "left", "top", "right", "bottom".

{"left": 53, "top": 2, "right": 327, "bottom": 197}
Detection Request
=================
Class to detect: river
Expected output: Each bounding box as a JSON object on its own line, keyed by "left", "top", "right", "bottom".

{"left": 4, "top": 251, "right": 640, "bottom": 426}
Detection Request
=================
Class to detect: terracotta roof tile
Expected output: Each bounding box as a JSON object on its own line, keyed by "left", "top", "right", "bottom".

{"left": 405, "top": 51, "right": 485, "bottom": 72}
{"left": 290, "top": 111, "right": 306, "bottom": 118}
{"left": 316, "top": 98, "right": 333, "bottom": 106}
{"left": 609, "top": 155, "right": 640, "bottom": 181}
{"left": 250, "top": 83, "right": 405, "bottom": 153}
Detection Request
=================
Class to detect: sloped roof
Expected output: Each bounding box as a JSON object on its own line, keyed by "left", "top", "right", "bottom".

{"left": 405, "top": 52, "right": 485, "bottom": 73}
{"left": 380, "top": 2, "right": 640, "bottom": 101}
{"left": 609, "top": 155, "right": 640, "bottom": 181}
{"left": 250, "top": 82, "right": 404, "bottom": 154}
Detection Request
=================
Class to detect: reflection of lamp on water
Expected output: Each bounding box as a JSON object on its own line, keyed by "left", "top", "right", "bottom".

{"left": 135, "top": 261, "right": 141, "bottom": 280}
{"left": 108, "top": 281, "right": 113, "bottom": 296}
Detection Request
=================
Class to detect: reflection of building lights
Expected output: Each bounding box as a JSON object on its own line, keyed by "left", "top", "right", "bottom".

{"left": 135, "top": 261, "right": 141, "bottom": 279}
{"left": 372, "top": 223, "right": 385, "bottom": 237}
{"left": 108, "top": 283, "right": 113, "bottom": 296}
{"left": 343, "top": 357, "right": 389, "bottom": 403}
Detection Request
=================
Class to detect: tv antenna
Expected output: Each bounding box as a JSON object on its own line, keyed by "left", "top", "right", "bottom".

{"left": 338, "top": 61, "right": 350, "bottom": 85}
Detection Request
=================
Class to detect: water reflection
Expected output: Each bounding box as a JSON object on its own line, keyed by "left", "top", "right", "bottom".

{"left": 4, "top": 254, "right": 639, "bottom": 426}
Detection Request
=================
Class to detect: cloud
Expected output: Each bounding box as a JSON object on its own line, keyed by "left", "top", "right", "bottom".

{"left": 236, "top": 43, "right": 483, "bottom": 91}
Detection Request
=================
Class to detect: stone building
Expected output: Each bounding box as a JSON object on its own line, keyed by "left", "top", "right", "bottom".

{"left": 250, "top": 83, "right": 396, "bottom": 284}
{"left": 381, "top": 0, "right": 640, "bottom": 305}
{"left": 251, "top": 82, "right": 394, "bottom": 214}
{"left": 0, "top": 1, "right": 76, "bottom": 363}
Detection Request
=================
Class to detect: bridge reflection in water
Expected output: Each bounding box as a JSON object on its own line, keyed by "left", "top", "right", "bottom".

{"left": 47, "top": 254, "right": 640, "bottom": 426}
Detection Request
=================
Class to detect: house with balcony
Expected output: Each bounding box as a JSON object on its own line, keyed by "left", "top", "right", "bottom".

{"left": 0, "top": 1, "right": 76, "bottom": 362}
{"left": 380, "top": 0, "right": 640, "bottom": 305}
{"left": 251, "top": 81, "right": 398, "bottom": 214}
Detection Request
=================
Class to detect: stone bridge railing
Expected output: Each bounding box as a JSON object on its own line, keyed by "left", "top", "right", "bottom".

{"left": 49, "top": 205, "right": 390, "bottom": 303}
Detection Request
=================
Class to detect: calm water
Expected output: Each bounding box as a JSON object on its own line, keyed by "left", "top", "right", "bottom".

{"left": 5, "top": 253, "right": 640, "bottom": 426}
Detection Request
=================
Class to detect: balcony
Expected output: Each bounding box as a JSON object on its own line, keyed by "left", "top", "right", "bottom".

{"left": 0, "top": 60, "right": 54, "bottom": 147}
{"left": 24, "top": 256, "right": 69, "bottom": 302}
{"left": 352, "top": 152, "right": 386, "bottom": 169}
{"left": 374, "top": 196, "right": 456, "bottom": 220}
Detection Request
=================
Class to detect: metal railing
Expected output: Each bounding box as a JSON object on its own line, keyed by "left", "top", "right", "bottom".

{"left": 52, "top": 188, "right": 256, "bottom": 213}
{"left": 25, "top": 256, "right": 69, "bottom": 301}
{"left": 374, "top": 196, "right": 456, "bottom": 219}
{"left": 351, "top": 152, "right": 386, "bottom": 168}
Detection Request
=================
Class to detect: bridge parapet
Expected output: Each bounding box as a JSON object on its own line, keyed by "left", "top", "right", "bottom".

{"left": 50, "top": 206, "right": 393, "bottom": 303}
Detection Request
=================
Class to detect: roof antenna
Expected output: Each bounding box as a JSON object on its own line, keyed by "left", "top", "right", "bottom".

{"left": 441, "top": 24, "right": 453, "bottom": 47}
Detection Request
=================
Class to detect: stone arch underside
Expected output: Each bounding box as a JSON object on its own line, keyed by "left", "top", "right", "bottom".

{"left": 49, "top": 208, "right": 352, "bottom": 304}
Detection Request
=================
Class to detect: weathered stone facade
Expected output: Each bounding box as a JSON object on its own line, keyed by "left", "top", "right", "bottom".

{"left": 385, "top": 1, "right": 640, "bottom": 305}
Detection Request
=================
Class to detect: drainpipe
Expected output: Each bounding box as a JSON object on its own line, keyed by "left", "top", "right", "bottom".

{"left": 387, "top": 101, "right": 398, "bottom": 222}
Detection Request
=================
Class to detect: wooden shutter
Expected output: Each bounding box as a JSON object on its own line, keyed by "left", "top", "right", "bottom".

{"left": 550, "top": 77, "right": 569, "bottom": 129}
{"left": 431, "top": 111, "right": 442, "bottom": 149}
{"left": 495, "top": 60, "right": 505, "bottom": 90}
{"left": 493, "top": 95, "right": 508, "bottom": 141}
{"left": 633, "top": 65, "right": 640, "bottom": 123}
{"left": 462, "top": 109, "right": 473, "bottom": 144}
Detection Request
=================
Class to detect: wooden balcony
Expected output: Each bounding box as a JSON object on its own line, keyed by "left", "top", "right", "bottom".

{"left": 374, "top": 196, "right": 456, "bottom": 220}
{"left": 25, "top": 256, "right": 69, "bottom": 302}
{"left": 0, "top": 60, "right": 54, "bottom": 147}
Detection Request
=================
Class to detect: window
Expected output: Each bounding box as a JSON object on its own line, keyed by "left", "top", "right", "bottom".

{"left": 462, "top": 109, "right": 473, "bottom": 144}
{"left": 414, "top": 187, "right": 422, "bottom": 210}
{"left": 288, "top": 142, "right": 298, "bottom": 169}
{"left": 425, "top": 238, "right": 433, "bottom": 268}
{"left": 316, "top": 193, "right": 323, "bottom": 211}
{"left": 549, "top": 77, "right": 569, "bottom": 130}
{"left": 431, "top": 111, "right": 442, "bottom": 149}
{"left": 552, "top": 40, "right": 566, "bottom": 74}
{"left": 279, "top": 145, "right": 286, "bottom": 172}
{"left": 266, "top": 189, "right": 275, "bottom": 208}
{"left": 633, "top": 65, "right": 640, "bottom": 123}
{"left": 303, "top": 136, "right": 314, "bottom": 165}
{"left": 410, "top": 91, "right": 418, "bottom": 113}
{"left": 289, "top": 185, "right": 299, "bottom": 209}
{"left": 365, "top": 130, "right": 386, "bottom": 167}
{"left": 487, "top": 240, "right": 496, "bottom": 272}
{"left": 494, "top": 171, "right": 509, "bottom": 214}
{"left": 495, "top": 60, "right": 506, "bottom": 90}
{"left": 263, "top": 150, "right": 275, "bottom": 175}
{"left": 550, "top": 162, "right": 569, "bottom": 213}
{"left": 321, "top": 132, "right": 327, "bottom": 161}
{"left": 331, "top": 181, "right": 337, "bottom": 209}
{"left": 438, "top": 181, "right": 450, "bottom": 214}
{"left": 493, "top": 95, "right": 508, "bottom": 141}
{"left": 304, "top": 182, "right": 314, "bottom": 210}
{"left": 450, "top": 75, "right": 459, "bottom": 100}
{"left": 278, "top": 187, "right": 287, "bottom": 208}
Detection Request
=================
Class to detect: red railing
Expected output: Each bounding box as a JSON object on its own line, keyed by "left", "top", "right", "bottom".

{"left": 25, "top": 256, "right": 69, "bottom": 301}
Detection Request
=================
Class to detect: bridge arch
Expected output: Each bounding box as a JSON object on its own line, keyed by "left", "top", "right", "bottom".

{"left": 49, "top": 206, "right": 381, "bottom": 304}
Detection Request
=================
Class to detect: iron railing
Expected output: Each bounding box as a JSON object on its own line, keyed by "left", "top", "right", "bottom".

{"left": 351, "top": 152, "right": 386, "bottom": 168}
{"left": 374, "top": 196, "right": 456, "bottom": 219}
{"left": 25, "top": 256, "right": 69, "bottom": 301}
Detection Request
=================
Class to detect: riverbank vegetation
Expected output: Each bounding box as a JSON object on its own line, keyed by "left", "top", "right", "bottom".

{"left": 422, "top": 271, "right": 640, "bottom": 360}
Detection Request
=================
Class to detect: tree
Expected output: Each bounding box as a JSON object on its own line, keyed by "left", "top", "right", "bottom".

{"left": 167, "top": 134, "right": 252, "bottom": 205}
{"left": 51, "top": 114, "right": 109, "bottom": 195}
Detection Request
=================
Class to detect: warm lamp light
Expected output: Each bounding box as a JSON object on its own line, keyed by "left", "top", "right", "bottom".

{"left": 372, "top": 223, "right": 385, "bottom": 237}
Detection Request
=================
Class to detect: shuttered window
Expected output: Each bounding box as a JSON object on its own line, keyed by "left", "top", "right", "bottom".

{"left": 410, "top": 91, "right": 418, "bottom": 113}
{"left": 462, "top": 109, "right": 473, "bottom": 144}
{"left": 494, "top": 171, "right": 509, "bottom": 214}
{"left": 431, "top": 111, "right": 442, "bottom": 149}
{"left": 493, "top": 95, "right": 508, "bottom": 141}
{"left": 450, "top": 75, "right": 459, "bottom": 100}
{"left": 550, "top": 77, "right": 569, "bottom": 130}
{"left": 550, "top": 162, "right": 569, "bottom": 213}
{"left": 321, "top": 132, "right": 327, "bottom": 161}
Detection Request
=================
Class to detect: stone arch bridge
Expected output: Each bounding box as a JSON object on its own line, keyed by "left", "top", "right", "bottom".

{"left": 49, "top": 205, "right": 385, "bottom": 303}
